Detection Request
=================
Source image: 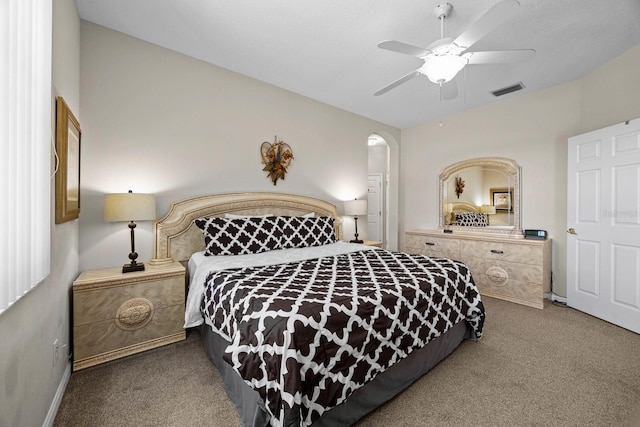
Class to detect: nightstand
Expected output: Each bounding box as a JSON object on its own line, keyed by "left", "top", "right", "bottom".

{"left": 72, "top": 260, "right": 186, "bottom": 371}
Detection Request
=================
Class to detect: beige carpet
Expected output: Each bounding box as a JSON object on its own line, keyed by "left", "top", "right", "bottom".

{"left": 54, "top": 297, "right": 640, "bottom": 426}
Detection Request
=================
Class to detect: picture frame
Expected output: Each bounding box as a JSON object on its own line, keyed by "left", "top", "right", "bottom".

{"left": 490, "top": 187, "right": 513, "bottom": 212}
{"left": 55, "top": 96, "right": 81, "bottom": 224}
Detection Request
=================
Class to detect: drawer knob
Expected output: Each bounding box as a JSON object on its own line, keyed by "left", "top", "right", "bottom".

{"left": 490, "top": 249, "right": 504, "bottom": 254}
{"left": 425, "top": 242, "right": 435, "bottom": 246}
{"left": 115, "top": 298, "right": 154, "bottom": 331}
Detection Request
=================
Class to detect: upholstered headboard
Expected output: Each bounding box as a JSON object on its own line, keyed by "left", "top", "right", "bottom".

{"left": 149, "top": 192, "right": 343, "bottom": 265}
{"left": 450, "top": 201, "right": 480, "bottom": 214}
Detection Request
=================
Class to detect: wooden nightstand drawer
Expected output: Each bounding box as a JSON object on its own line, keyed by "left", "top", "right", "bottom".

{"left": 74, "top": 275, "right": 184, "bottom": 326}
{"left": 73, "top": 304, "right": 184, "bottom": 361}
{"left": 72, "top": 261, "right": 186, "bottom": 371}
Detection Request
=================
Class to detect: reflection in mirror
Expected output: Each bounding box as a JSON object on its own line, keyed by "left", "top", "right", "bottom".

{"left": 439, "top": 157, "right": 522, "bottom": 236}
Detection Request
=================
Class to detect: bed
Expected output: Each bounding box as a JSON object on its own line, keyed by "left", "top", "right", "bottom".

{"left": 444, "top": 201, "right": 491, "bottom": 227}
{"left": 150, "top": 192, "right": 485, "bottom": 427}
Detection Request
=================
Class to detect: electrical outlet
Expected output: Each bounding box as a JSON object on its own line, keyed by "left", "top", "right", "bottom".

{"left": 53, "top": 339, "right": 60, "bottom": 366}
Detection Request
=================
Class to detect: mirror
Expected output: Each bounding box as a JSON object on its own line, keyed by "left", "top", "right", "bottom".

{"left": 438, "top": 157, "right": 523, "bottom": 237}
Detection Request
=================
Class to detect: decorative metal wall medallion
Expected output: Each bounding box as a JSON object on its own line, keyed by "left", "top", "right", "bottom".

{"left": 115, "top": 298, "right": 154, "bottom": 330}
{"left": 485, "top": 266, "right": 508, "bottom": 286}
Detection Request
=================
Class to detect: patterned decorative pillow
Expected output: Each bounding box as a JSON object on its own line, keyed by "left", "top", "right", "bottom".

{"left": 278, "top": 216, "right": 337, "bottom": 248}
{"left": 455, "top": 212, "right": 489, "bottom": 227}
{"left": 194, "top": 217, "right": 283, "bottom": 256}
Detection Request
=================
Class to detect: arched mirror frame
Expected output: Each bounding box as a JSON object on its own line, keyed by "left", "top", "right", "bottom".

{"left": 438, "top": 157, "right": 523, "bottom": 237}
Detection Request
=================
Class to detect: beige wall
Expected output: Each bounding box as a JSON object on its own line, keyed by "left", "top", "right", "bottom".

{"left": 580, "top": 44, "right": 640, "bottom": 133}
{"left": 0, "top": 1, "right": 80, "bottom": 426}
{"left": 400, "top": 44, "right": 640, "bottom": 297}
{"left": 368, "top": 144, "right": 388, "bottom": 174}
{"left": 78, "top": 22, "right": 400, "bottom": 271}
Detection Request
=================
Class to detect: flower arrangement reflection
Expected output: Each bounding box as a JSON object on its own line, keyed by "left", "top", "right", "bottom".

{"left": 455, "top": 175, "right": 465, "bottom": 198}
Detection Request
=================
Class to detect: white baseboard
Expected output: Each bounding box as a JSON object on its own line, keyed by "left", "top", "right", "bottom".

{"left": 43, "top": 362, "right": 71, "bottom": 427}
{"left": 544, "top": 293, "right": 567, "bottom": 304}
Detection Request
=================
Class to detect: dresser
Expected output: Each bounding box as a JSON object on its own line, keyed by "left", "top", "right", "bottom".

{"left": 72, "top": 260, "right": 186, "bottom": 371}
{"left": 405, "top": 230, "right": 551, "bottom": 309}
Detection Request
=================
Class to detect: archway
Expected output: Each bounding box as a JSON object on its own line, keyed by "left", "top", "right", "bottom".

{"left": 368, "top": 131, "right": 399, "bottom": 251}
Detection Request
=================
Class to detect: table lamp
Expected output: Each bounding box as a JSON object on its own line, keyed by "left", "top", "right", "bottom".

{"left": 104, "top": 190, "right": 156, "bottom": 273}
{"left": 344, "top": 198, "right": 367, "bottom": 244}
{"left": 479, "top": 205, "right": 496, "bottom": 225}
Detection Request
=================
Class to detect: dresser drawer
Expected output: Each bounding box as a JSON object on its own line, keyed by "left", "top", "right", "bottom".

{"left": 461, "top": 240, "right": 543, "bottom": 265}
{"left": 463, "top": 256, "right": 543, "bottom": 284}
{"left": 462, "top": 256, "right": 544, "bottom": 308}
{"left": 406, "top": 233, "right": 460, "bottom": 259}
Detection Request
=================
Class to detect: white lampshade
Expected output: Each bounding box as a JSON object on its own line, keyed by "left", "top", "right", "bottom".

{"left": 421, "top": 55, "right": 467, "bottom": 84}
{"left": 104, "top": 191, "right": 156, "bottom": 222}
{"left": 344, "top": 199, "right": 367, "bottom": 216}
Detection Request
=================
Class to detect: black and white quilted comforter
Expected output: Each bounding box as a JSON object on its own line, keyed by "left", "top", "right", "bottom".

{"left": 202, "top": 249, "right": 484, "bottom": 427}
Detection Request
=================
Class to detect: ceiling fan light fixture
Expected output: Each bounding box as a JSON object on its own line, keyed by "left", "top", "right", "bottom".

{"left": 375, "top": 1, "right": 532, "bottom": 97}
{"left": 421, "top": 54, "right": 467, "bottom": 84}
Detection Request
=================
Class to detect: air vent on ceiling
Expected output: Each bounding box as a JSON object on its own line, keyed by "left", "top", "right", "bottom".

{"left": 491, "top": 82, "right": 525, "bottom": 97}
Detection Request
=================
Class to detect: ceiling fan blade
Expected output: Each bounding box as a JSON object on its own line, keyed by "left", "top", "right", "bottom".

{"left": 466, "top": 49, "right": 535, "bottom": 64}
{"left": 374, "top": 69, "right": 421, "bottom": 96}
{"left": 441, "top": 79, "right": 458, "bottom": 100}
{"left": 453, "top": 0, "right": 521, "bottom": 50}
{"left": 378, "top": 40, "right": 431, "bottom": 58}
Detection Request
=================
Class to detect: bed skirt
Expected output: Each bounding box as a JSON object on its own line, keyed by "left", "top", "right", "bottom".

{"left": 198, "top": 320, "right": 470, "bottom": 426}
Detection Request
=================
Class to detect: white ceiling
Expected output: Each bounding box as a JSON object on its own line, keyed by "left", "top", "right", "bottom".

{"left": 75, "top": 0, "right": 640, "bottom": 129}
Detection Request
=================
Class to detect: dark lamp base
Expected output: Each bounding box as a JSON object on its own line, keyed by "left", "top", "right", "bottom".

{"left": 350, "top": 239, "right": 364, "bottom": 244}
{"left": 122, "top": 262, "right": 145, "bottom": 273}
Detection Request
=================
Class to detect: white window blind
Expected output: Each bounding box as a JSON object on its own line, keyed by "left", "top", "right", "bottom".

{"left": 1, "top": 0, "right": 52, "bottom": 314}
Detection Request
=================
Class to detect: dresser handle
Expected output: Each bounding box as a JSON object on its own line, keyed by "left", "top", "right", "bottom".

{"left": 491, "top": 249, "right": 504, "bottom": 254}
{"left": 425, "top": 242, "right": 435, "bottom": 246}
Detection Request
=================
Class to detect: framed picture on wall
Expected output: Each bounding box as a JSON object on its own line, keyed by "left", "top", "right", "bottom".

{"left": 490, "top": 188, "right": 513, "bottom": 212}
{"left": 55, "top": 96, "right": 81, "bottom": 224}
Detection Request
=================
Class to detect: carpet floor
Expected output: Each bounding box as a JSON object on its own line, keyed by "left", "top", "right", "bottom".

{"left": 54, "top": 297, "right": 640, "bottom": 426}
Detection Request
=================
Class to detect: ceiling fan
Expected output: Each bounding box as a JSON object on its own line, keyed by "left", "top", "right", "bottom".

{"left": 374, "top": 0, "right": 535, "bottom": 99}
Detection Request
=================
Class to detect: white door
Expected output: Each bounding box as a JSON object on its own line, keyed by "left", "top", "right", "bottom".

{"left": 367, "top": 174, "right": 383, "bottom": 244}
{"left": 567, "top": 118, "right": 640, "bottom": 334}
